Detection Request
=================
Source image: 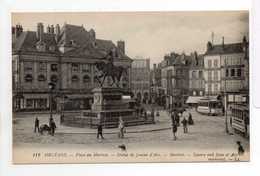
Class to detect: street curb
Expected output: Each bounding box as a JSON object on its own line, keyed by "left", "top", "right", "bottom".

{"left": 56, "top": 127, "right": 171, "bottom": 135}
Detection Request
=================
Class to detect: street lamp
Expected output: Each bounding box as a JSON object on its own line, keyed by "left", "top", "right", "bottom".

{"left": 48, "top": 82, "right": 56, "bottom": 121}
{"left": 224, "top": 58, "right": 229, "bottom": 134}
{"left": 60, "top": 95, "right": 68, "bottom": 124}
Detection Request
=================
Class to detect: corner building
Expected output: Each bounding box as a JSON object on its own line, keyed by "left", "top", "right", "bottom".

{"left": 204, "top": 36, "right": 249, "bottom": 105}
{"left": 12, "top": 23, "right": 132, "bottom": 111}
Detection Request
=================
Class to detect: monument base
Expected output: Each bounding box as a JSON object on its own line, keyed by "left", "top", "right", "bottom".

{"left": 61, "top": 87, "right": 155, "bottom": 128}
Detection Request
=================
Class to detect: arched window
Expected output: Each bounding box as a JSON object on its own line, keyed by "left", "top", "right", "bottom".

{"left": 50, "top": 75, "right": 58, "bottom": 83}
{"left": 24, "top": 74, "right": 33, "bottom": 82}
{"left": 38, "top": 75, "right": 46, "bottom": 81}
{"left": 72, "top": 75, "right": 79, "bottom": 82}
{"left": 83, "top": 75, "right": 91, "bottom": 83}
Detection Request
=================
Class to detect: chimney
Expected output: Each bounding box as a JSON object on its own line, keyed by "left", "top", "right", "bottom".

{"left": 50, "top": 25, "right": 54, "bottom": 34}
{"left": 222, "top": 36, "right": 225, "bottom": 48}
{"left": 37, "top": 23, "right": 44, "bottom": 41}
{"left": 46, "top": 25, "right": 51, "bottom": 34}
{"left": 55, "top": 24, "right": 60, "bottom": 42}
{"left": 153, "top": 63, "right": 156, "bottom": 70}
{"left": 12, "top": 26, "right": 15, "bottom": 34}
{"left": 14, "top": 24, "right": 23, "bottom": 38}
{"left": 207, "top": 41, "right": 212, "bottom": 51}
{"left": 89, "top": 29, "right": 96, "bottom": 40}
{"left": 242, "top": 36, "right": 248, "bottom": 53}
{"left": 117, "top": 40, "right": 125, "bottom": 54}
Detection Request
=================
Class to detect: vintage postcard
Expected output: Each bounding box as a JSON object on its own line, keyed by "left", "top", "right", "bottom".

{"left": 12, "top": 11, "right": 249, "bottom": 164}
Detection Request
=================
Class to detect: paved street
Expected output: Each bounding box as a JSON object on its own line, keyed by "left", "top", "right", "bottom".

{"left": 13, "top": 109, "right": 249, "bottom": 155}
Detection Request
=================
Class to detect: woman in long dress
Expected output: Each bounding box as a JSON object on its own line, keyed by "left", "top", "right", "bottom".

{"left": 118, "top": 117, "right": 125, "bottom": 138}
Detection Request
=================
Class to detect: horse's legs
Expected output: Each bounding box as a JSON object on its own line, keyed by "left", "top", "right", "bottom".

{"left": 101, "top": 74, "right": 107, "bottom": 86}
{"left": 110, "top": 76, "right": 115, "bottom": 86}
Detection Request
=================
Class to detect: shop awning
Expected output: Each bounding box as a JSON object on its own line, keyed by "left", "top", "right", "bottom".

{"left": 186, "top": 96, "right": 204, "bottom": 104}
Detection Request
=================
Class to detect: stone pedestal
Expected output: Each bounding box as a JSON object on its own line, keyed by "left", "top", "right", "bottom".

{"left": 62, "top": 87, "right": 155, "bottom": 128}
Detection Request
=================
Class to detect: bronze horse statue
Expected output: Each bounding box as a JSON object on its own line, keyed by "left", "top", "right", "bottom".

{"left": 95, "top": 61, "right": 127, "bottom": 87}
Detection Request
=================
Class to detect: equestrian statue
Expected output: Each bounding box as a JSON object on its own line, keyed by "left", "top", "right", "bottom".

{"left": 94, "top": 50, "right": 127, "bottom": 87}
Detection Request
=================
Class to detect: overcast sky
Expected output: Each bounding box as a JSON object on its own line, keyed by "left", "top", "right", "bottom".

{"left": 12, "top": 11, "right": 249, "bottom": 64}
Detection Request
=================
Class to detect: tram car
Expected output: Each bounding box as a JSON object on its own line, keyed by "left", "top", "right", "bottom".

{"left": 197, "top": 98, "right": 223, "bottom": 116}
{"left": 230, "top": 103, "right": 249, "bottom": 137}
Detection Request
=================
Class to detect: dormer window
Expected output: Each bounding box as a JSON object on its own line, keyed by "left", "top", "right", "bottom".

{"left": 49, "top": 45, "right": 55, "bottom": 52}
{"left": 36, "top": 41, "right": 46, "bottom": 52}
{"left": 70, "top": 40, "right": 76, "bottom": 46}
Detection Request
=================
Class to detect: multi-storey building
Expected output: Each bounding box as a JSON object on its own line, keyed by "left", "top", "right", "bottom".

{"left": 204, "top": 41, "right": 222, "bottom": 96}
{"left": 189, "top": 52, "right": 205, "bottom": 96}
{"left": 12, "top": 23, "right": 132, "bottom": 111}
{"left": 130, "top": 58, "right": 150, "bottom": 104}
{"left": 161, "top": 52, "right": 190, "bottom": 109}
{"left": 220, "top": 37, "right": 249, "bottom": 104}
{"left": 204, "top": 36, "right": 249, "bottom": 105}
{"left": 150, "top": 63, "right": 163, "bottom": 105}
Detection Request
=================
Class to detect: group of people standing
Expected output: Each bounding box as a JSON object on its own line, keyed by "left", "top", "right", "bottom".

{"left": 34, "top": 116, "right": 57, "bottom": 136}
{"left": 171, "top": 109, "right": 194, "bottom": 140}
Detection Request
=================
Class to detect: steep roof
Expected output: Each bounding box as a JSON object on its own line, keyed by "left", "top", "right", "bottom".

{"left": 173, "top": 54, "right": 191, "bottom": 66}
{"left": 190, "top": 54, "right": 204, "bottom": 67}
{"left": 205, "top": 43, "right": 245, "bottom": 55}
{"left": 12, "top": 31, "right": 58, "bottom": 54}
{"left": 58, "top": 24, "right": 93, "bottom": 47}
{"left": 13, "top": 23, "right": 132, "bottom": 61}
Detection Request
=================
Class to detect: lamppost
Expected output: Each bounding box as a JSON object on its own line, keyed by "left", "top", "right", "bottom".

{"left": 48, "top": 82, "right": 56, "bottom": 121}
{"left": 60, "top": 95, "right": 68, "bottom": 124}
{"left": 224, "top": 58, "right": 229, "bottom": 134}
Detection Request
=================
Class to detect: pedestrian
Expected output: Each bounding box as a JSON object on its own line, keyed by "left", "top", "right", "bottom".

{"left": 176, "top": 111, "right": 180, "bottom": 126}
{"left": 222, "top": 106, "right": 225, "bottom": 115}
{"left": 34, "top": 117, "right": 40, "bottom": 133}
{"left": 172, "top": 120, "right": 178, "bottom": 140}
{"left": 236, "top": 141, "right": 245, "bottom": 155}
{"left": 188, "top": 112, "right": 194, "bottom": 125}
{"left": 50, "top": 119, "right": 56, "bottom": 136}
{"left": 171, "top": 110, "right": 176, "bottom": 123}
{"left": 144, "top": 110, "right": 147, "bottom": 121}
{"left": 60, "top": 114, "right": 64, "bottom": 124}
{"left": 49, "top": 117, "right": 53, "bottom": 127}
{"left": 97, "top": 123, "right": 104, "bottom": 139}
{"left": 151, "top": 108, "right": 155, "bottom": 118}
{"left": 181, "top": 117, "right": 188, "bottom": 133}
{"left": 244, "top": 114, "right": 249, "bottom": 138}
{"left": 118, "top": 117, "right": 125, "bottom": 138}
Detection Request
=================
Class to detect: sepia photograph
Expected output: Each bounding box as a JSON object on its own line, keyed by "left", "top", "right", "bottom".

{"left": 11, "top": 11, "right": 249, "bottom": 164}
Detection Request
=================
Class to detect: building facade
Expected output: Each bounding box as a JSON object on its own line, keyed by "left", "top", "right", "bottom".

{"left": 150, "top": 63, "right": 164, "bottom": 105}
{"left": 161, "top": 52, "right": 190, "bottom": 110}
{"left": 204, "top": 36, "right": 249, "bottom": 105}
{"left": 204, "top": 42, "right": 222, "bottom": 96}
{"left": 130, "top": 58, "right": 150, "bottom": 104}
{"left": 189, "top": 52, "right": 205, "bottom": 96}
{"left": 12, "top": 23, "right": 132, "bottom": 111}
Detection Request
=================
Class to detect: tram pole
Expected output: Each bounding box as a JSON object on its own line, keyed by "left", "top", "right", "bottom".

{"left": 224, "top": 58, "right": 229, "bottom": 134}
